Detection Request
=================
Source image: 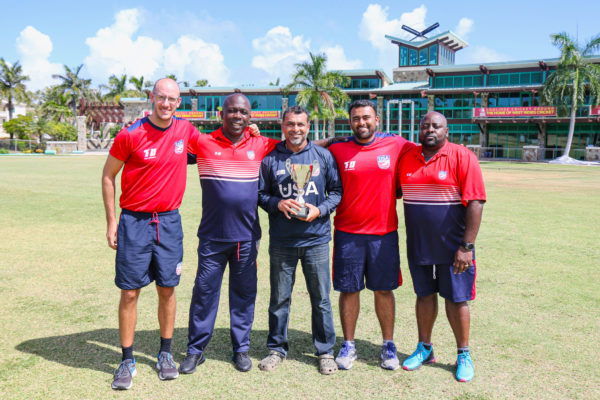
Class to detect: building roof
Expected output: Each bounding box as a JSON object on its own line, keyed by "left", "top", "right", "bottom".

{"left": 427, "top": 55, "right": 600, "bottom": 73}
{"left": 385, "top": 30, "right": 468, "bottom": 51}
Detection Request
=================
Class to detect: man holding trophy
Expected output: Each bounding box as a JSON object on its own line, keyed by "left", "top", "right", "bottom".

{"left": 257, "top": 106, "right": 342, "bottom": 374}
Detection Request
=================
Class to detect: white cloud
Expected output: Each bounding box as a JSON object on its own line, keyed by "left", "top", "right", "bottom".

{"left": 251, "top": 26, "right": 311, "bottom": 83}
{"left": 83, "top": 8, "right": 229, "bottom": 86}
{"left": 359, "top": 4, "right": 428, "bottom": 68}
{"left": 163, "top": 35, "right": 229, "bottom": 86}
{"left": 466, "top": 46, "right": 510, "bottom": 63}
{"left": 455, "top": 18, "right": 474, "bottom": 39}
{"left": 16, "top": 26, "right": 62, "bottom": 91}
{"left": 320, "top": 45, "right": 363, "bottom": 70}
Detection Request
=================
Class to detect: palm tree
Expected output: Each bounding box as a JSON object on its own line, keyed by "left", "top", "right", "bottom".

{"left": 286, "top": 53, "right": 350, "bottom": 139}
{"left": 101, "top": 74, "right": 136, "bottom": 102}
{"left": 38, "top": 86, "right": 73, "bottom": 123}
{"left": 52, "top": 64, "right": 95, "bottom": 117}
{"left": 195, "top": 79, "right": 209, "bottom": 87}
{"left": 129, "top": 75, "right": 148, "bottom": 98}
{"left": 0, "top": 58, "right": 29, "bottom": 138}
{"left": 542, "top": 32, "right": 600, "bottom": 160}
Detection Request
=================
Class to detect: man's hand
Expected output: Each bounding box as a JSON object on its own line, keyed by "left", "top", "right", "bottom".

{"left": 453, "top": 247, "right": 473, "bottom": 274}
{"left": 278, "top": 199, "right": 302, "bottom": 219}
{"left": 295, "top": 203, "right": 320, "bottom": 222}
{"left": 106, "top": 221, "right": 118, "bottom": 250}
{"left": 249, "top": 123, "right": 261, "bottom": 137}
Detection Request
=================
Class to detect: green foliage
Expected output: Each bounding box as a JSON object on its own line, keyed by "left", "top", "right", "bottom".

{"left": 52, "top": 64, "right": 97, "bottom": 115}
{"left": 542, "top": 32, "right": 600, "bottom": 157}
{"left": 286, "top": 53, "right": 350, "bottom": 139}
{"left": 195, "top": 79, "right": 209, "bottom": 87}
{"left": 45, "top": 121, "right": 77, "bottom": 141}
{"left": 108, "top": 124, "right": 122, "bottom": 138}
{"left": 0, "top": 58, "right": 30, "bottom": 139}
{"left": 3, "top": 114, "right": 34, "bottom": 139}
{"left": 0, "top": 148, "right": 9, "bottom": 154}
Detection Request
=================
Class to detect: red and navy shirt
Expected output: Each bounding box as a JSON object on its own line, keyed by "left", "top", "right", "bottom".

{"left": 110, "top": 116, "right": 199, "bottom": 213}
{"left": 329, "top": 135, "right": 414, "bottom": 235}
{"left": 190, "top": 128, "right": 279, "bottom": 242}
{"left": 399, "top": 141, "right": 486, "bottom": 265}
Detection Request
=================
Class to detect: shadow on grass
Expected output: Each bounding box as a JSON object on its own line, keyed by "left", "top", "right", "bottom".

{"left": 15, "top": 327, "right": 400, "bottom": 375}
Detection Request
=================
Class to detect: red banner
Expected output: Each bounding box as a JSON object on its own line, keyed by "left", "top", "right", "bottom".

{"left": 472, "top": 107, "right": 556, "bottom": 118}
{"left": 251, "top": 110, "right": 280, "bottom": 119}
{"left": 590, "top": 105, "right": 600, "bottom": 116}
{"left": 174, "top": 111, "right": 206, "bottom": 119}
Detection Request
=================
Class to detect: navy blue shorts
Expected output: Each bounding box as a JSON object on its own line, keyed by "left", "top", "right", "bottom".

{"left": 115, "top": 209, "right": 184, "bottom": 290}
{"left": 408, "top": 261, "right": 477, "bottom": 303}
{"left": 332, "top": 230, "right": 401, "bottom": 292}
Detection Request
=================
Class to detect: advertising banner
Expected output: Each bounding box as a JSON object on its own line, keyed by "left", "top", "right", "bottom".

{"left": 590, "top": 105, "right": 600, "bottom": 116}
{"left": 472, "top": 107, "right": 556, "bottom": 118}
{"left": 251, "top": 110, "right": 280, "bottom": 119}
{"left": 174, "top": 111, "right": 206, "bottom": 119}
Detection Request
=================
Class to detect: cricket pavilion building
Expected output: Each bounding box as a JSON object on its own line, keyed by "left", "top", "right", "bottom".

{"left": 123, "top": 28, "right": 600, "bottom": 161}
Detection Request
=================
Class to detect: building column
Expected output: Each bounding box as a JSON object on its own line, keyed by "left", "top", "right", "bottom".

{"left": 377, "top": 96, "right": 384, "bottom": 125}
{"left": 76, "top": 116, "right": 87, "bottom": 152}
{"left": 427, "top": 95, "right": 435, "bottom": 112}
{"left": 191, "top": 98, "right": 198, "bottom": 112}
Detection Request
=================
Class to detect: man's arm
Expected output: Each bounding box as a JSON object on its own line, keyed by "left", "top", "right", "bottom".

{"left": 453, "top": 200, "right": 485, "bottom": 274}
{"left": 313, "top": 136, "right": 349, "bottom": 148}
{"left": 102, "top": 155, "right": 125, "bottom": 250}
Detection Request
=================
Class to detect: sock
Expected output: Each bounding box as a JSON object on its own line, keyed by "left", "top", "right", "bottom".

{"left": 457, "top": 346, "right": 469, "bottom": 354}
{"left": 122, "top": 345, "right": 134, "bottom": 361}
{"left": 160, "top": 337, "right": 172, "bottom": 354}
{"left": 344, "top": 340, "right": 355, "bottom": 349}
{"left": 423, "top": 343, "right": 432, "bottom": 350}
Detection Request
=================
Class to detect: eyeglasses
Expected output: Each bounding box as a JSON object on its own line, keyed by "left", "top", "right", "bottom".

{"left": 153, "top": 94, "right": 180, "bottom": 104}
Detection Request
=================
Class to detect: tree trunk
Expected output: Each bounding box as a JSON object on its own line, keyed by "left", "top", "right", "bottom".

{"left": 313, "top": 117, "right": 320, "bottom": 141}
{"left": 7, "top": 96, "right": 14, "bottom": 140}
{"left": 563, "top": 71, "right": 579, "bottom": 158}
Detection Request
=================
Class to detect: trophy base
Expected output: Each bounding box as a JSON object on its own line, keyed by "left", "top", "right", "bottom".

{"left": 291, "top": 206, "right": 309, "bottom": 219}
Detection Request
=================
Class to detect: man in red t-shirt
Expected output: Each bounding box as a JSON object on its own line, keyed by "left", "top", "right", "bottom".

{"left": 398, "top": 111, "right": 485, "bottom": 382}
{"left": 102, "top": 78, "right": 198, "bottom": 390}
{"left": 328, "top": 100, "right": 414, "bottom": 371}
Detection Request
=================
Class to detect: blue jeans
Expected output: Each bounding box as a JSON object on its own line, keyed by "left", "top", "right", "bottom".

{"left": 267, "top": 243, "right": 336, "bottom": 356}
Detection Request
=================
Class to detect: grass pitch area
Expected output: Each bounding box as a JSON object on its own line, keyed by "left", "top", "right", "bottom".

{"left": 0, "top": 156, "right": 598, "bottom": 399}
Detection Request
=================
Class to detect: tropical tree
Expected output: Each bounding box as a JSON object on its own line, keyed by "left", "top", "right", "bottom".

{"left": 0, "top": 58, "right": 29, "bottom": 138}
{"left": 286, "top": 53, "right": 350, "bottom": 139}
{"left": 101, "top": 74, "right": 137, "bottom": 102}
{"left": 129, "top": 76, "right": 151, "bottom": 97}
{"left": 38, "top": 86, "right": 73, "bottom": 123}
{"left": 195, "top": 79, "right": 209, "bottom": 87}
{"left": 52, "top": 64, "right": 95, "bottom": 117}
{"left": 542, "top": 32, "right": 600, "bottom": 159}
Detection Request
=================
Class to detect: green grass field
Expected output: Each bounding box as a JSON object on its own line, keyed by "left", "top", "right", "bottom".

{"left": 1, "top": 156, "right": 599, "bottom": 400}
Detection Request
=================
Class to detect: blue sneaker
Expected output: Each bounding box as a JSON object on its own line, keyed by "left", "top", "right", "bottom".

{"left": 455, "top": 351, "right": 475, "bottom": 382}
{"left": 380, "top": 342, "right": 400, "bottom": 370}
{"left": 402, "top": 342, "right": 436, "bottom": 371}
{"left": 335, "top": 342, "right": 357, "bottom": 370}
{"left": 111, "top": 359, "right": 136, "bottom": 390}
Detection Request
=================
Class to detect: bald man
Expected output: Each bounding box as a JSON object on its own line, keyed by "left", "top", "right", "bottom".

{"left": 398, "top": 111, "right": 486, "bottom": 382}
{"left": 180, "top": 93, "right": 279, "bottom": 374}
{"left": 102, "top": 78, "right": 200, "bottom": 389}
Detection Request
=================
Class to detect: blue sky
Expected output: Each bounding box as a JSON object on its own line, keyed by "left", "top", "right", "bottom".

{"left": 2, "top": 0, "right": 599, "bottom": 90}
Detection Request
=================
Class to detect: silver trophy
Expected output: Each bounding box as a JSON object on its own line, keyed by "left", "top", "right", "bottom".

{"left": 285, "top": 158, "right": 314, "bottom": 219}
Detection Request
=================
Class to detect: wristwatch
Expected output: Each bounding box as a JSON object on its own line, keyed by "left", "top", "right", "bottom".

{"left": 460, "top": 241, "right": 475, "bottom": 251}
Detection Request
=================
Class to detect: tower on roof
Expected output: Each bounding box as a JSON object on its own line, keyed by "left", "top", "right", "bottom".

{"left": 385, "top": 25, "right": 468, "bottom": 83}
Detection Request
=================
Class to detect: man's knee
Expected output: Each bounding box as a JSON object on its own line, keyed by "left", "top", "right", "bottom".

{"left": 120, "top": 289, "right": 140, "bottom": 304}
{"left": 156, "top": 285, "right": 175, "bottom": 301}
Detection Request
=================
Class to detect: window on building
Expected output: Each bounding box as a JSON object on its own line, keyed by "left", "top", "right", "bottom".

{"left": 400, "top": 46, "right": 408, "bottom": 66}
{"left": 429, "top": 44, "right": 438, "bottom": 65}
{"left": 409, "top": 49, "right": 418, "bottom": 66}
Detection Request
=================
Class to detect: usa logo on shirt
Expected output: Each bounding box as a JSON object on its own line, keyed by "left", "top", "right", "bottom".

{"left": 247, "top": 150, "right": 255, "bottom": 160}
{"left": 377, "top": 155, "right": 390, "bottom": 169}
{"left": 174, "top": 139, "right": 184, "bottom": 154}
{"left": 439, "top": 171, "right": 448, "bottom": 180}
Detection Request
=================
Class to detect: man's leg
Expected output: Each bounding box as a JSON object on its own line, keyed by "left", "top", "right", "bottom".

{"left": 119, "top": 289, "right": 141, "bottom": 348}
{"left": 416, "top": 294, "right": 438, "bottom": 343}
{"left": 300, "top": 244, "right": 335, "bottom": 356}
{"left": 228, "top": 240, "right": 258, "bottom": 372}
{"left": 374, "top": 290, "right": 395, "bottom": 341}
{"left": 266, "top": 245, "right": 298, "bottom": 357}
{"left": 339, "top": 292, "right": 360, "bottom": 341}
{"left": 156, "top": 285, "right": 176, "bottom": 342}
{"left": 445, "top": 300, "right": 469, "bottom": 348}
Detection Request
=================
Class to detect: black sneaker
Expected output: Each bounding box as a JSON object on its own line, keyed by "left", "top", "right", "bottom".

{"left": 111, "top": 359, "right": 136, "bottom": 390}
{"left": 179, "top": 353, "right": 205, "bottom": 374}
{"left": 232, "top": 352, "right": 252, "bottom": 372}
{"left": 156, "top": 351, "right": 179, "bottom": 380}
